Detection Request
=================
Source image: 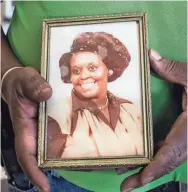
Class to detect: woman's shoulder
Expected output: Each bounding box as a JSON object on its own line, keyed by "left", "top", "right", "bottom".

{"left": 110, "top": 92, "right": 141, "bottom": 117}
{"left": 120, "top": 102, "right": 141, "bottom": 118}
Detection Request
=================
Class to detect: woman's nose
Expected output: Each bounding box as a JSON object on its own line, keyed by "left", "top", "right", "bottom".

{"left": 81, "top": 69, "right": 90, "bottom": 79}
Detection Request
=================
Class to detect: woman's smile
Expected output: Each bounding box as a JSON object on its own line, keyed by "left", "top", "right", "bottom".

{"left": 80, "top": 81, "right": 96, "bottom": 90}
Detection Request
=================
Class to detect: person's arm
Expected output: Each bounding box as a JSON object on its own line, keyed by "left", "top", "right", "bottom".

{"left": 121, "top": 49, "right": 187, "bottom": 192}
{"left": 1, "top": 27, "right": 52, "bottom": 192}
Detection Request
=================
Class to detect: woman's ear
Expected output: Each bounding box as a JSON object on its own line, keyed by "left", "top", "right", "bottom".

{"left": 108, "top": 69, "right": 113, "bottom": 77}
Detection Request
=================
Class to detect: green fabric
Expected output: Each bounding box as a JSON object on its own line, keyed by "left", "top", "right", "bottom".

{"left": 55, "top": 162, "right": 187, "bottom": 192}
{"left": 8, "top": 1, "right": 187, "bottom": 192}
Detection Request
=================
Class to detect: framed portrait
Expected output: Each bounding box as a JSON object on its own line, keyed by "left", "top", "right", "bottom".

{"left": 38, "top": 13, "right": 153, "bottom": 169}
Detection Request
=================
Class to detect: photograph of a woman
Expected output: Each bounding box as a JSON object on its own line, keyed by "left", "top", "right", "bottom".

{"left": 47, "top": 32, "right": 143, "bottom": 159}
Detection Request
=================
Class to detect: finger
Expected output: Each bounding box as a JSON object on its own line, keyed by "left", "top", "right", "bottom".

{"left": 120, "top": 174, "right": 141, "bottom": 192}
{"left": 15, "top": 136, "right": 50, "bottom": 192}
{"left": 121, "top": 112, "right": 187, "bottom": 192}
{"left": 149, "top": 49, "right": 187, "bottom": 86}
{"left": 182, "top": 88, "right": 187, "bottom": 111}
{"left": 21, "top": 67, "right": 52, "bottom": 102}
{"left": 121, "top": 145, "right": 185, "bottom": 192}
{"left": 14, "top": 120, "right": 50, "bottom": 192}
{"left": 19, "top": 154, "right": 50, "bottom": 192}
{"left": 116, "top": 165, "right": 140, "bottom": 175}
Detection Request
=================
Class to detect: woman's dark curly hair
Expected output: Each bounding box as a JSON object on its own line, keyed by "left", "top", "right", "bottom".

{"left": 59, "top": 32, "right": 131, "bottom": 83}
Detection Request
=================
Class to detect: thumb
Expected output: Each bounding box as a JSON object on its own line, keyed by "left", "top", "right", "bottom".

{"left": 21, "top": 67, "right": 52, "bottom": 102}
{"left": 120, "top": 112, "right": 187, "bottom": 192}
{"left": 149, "top": 49, "right": 187, "bottom": 86}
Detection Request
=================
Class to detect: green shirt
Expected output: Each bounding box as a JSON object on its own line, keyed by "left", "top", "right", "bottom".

{"left": 8, "top": 1, "right": 187, "bottom": 192}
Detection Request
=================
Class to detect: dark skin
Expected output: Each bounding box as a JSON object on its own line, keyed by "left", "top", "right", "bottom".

{"left": 1, "top": 28, "right": 52, "bottom": 192}
{"left": 1, "top": 27, "right": 187, "bottom": 191}
{"left": 120, "top": 50, "right": 187, "bottom": 192}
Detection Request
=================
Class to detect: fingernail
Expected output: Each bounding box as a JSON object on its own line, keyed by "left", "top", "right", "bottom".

{"left": 150, "top": 49, "right": 162, "bottom": 60}
{"left": 142, "top": 176, "right": 154, "bottom": 185}
{"left": 122, "top": 188, "right": 133, "bottom": 192}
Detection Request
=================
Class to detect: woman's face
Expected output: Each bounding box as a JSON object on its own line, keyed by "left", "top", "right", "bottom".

{"left": 70, "top": 51, "right": 109, "bottom": 99}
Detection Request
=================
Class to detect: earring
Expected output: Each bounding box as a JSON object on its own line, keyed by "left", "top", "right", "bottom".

{"left": 108, "top": 69, "right": 113, "bottom": 77}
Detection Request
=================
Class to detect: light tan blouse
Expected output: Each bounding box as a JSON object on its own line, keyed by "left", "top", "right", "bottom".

{"left": 47, "top": 91, "right": 143, "bottom": 158}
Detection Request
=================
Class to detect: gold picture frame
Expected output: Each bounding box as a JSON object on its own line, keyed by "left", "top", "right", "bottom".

{"left": 38, "top": 13, "right": 153, "bottom": 169}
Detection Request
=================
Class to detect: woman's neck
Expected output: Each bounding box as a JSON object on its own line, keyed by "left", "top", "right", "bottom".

{"left": 91, "top": 92, "right": 108, "bottom": 108}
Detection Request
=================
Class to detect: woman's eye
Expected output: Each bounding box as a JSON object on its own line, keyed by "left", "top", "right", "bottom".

{"left": 72, "top": 69, "right": 80, "bottom": 75}
{"left": 89, "top": 66, "right": 97, "bottom": 71}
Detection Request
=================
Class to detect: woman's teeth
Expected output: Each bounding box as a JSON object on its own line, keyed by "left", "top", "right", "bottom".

{"left": 81, "top": 82, "right": 95, "bottom": 89}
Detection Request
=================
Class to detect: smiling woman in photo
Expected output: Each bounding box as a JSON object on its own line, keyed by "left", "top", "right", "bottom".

{"left": 47, "top": 32, "right": 143, "bottom": 159}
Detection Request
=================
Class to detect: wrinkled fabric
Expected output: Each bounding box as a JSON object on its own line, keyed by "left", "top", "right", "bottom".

{"left": 47, "top": 91, "right": 143, "bottom": 158}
